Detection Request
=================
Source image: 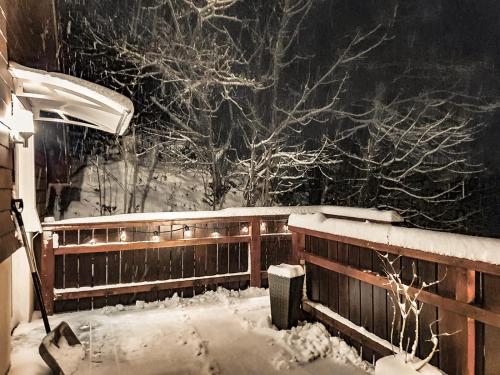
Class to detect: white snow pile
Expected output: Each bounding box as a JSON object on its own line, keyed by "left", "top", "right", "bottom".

{"left": 289, "top": 213, "right": 500, "bottom": 265}
{"left": 268, "top": 264, "right": 305, "bottom": 278}
{"left": 306, "top": 301, "right": 395, "bottom": 352}
{"left": 272, "top": 322, "right": 372, "bottom": 372}
{"left": 10, "top": 287, "right": 371, "bottom": 375}
{"left": 99, "top": 286, "right": 269, "bottom": 314}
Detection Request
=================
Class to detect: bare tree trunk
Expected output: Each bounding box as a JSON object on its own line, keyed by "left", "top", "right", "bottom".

{"left": 140, "top": 147, "right": 159, "bottom": 213}
{"left": 127, "top": 125, "right": 139, "bottom": 213}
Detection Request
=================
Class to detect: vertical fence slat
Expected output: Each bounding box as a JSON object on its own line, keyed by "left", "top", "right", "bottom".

{"left": 250, "top": 219, "right": 261, "bottom": 287}
{"left": 41, "top": 232, "right": 55, "bottom": 315}
{"left": 483, "top": 273, "right": 500, "bottom": 375}
{"left": 417, "top": 259, "right": 439, "bottom": 366}
{"left": 455, "top": 268, "right": 476, "bottom": 375}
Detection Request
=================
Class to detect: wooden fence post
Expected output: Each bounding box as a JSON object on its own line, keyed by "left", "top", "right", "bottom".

{"left": 250, "top": 219, "right": 261, "bottom": 287}
{"left": 291, "top": 231, "right": 305, "bottom": 265}
{"left": 40, "top": 230, "right": 55, "bottom": 315}
{"left": 456, "top": 268, "right": 476, "bottom": 375}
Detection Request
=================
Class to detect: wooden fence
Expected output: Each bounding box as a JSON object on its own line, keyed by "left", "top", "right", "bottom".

{"left": 40, "top": 215, "right": 291, "bottom": 314}
{"left": 289, "top": 225, "right": 500, "bottom": 375}
{"left": 39, "top": 211, "right": 500, "bottom": 374}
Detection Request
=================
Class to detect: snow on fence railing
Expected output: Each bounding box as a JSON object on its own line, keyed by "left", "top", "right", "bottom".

{"left": 288, "top": 213, "right": 500, "bottom": 374}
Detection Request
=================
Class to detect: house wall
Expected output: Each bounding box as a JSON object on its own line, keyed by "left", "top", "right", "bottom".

{"left": 0, "top": 0, "right": 13, "bottom": 371}
{"left": 0, "top": 0, "right": 57, "bottom": 372}
{"left": 0, "top": 258, "right": 12, "bottom": 374}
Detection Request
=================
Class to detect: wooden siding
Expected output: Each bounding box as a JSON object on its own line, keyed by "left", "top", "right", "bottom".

{"left": 0, "top": 0, "right": 15, "bottom": 264}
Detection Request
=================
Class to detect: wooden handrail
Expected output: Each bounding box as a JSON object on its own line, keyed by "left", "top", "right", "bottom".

{"left": 290, "top": 225, "right": 500, "bottom": 277}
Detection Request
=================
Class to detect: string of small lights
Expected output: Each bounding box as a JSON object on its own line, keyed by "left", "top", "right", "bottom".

{"left": 80, "top": 221, "right": 289, "bottom": 246}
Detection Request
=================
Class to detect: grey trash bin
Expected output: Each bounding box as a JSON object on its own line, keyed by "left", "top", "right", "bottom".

{"left": 268, "top": 264, "right": 305, "bottom": 330}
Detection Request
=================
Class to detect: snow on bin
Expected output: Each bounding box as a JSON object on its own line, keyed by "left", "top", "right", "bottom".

{"left": 267, "top": 264, "right": 305, "bottom": 330}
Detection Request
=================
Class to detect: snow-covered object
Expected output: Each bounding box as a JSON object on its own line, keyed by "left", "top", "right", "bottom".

{"left": 9, "top": 62, "right": 134, "bottom": 135}
{"left": 305, "top": 301, "right": 396, "bottom": 352}
{"left": 46, "top": 205, "right": 401, "bottom": 226}
{"left": 268, "top": 264, "right": 305, "bottom": 278}
{"left": 375, "top": 355, "right": 442, "bottom": 375}
{"left": 45, "top": 334, "right": 85, "bottom": 375}
{"left": 289, "top": 213, "right": 500, "bottom": 265}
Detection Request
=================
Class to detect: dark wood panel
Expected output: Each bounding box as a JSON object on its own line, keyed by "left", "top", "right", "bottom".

{"left": 0, "top": 144, "right": 12, "bottom": 169}
{"left": 0, "top": 167, "right": 12, "bottom": 188}
{"left": 437, "top": 265, "right": 466, "bottom": 375}
{"left": 318, "top": 238, "right": 329, "bottom": 307}
{"left": 483, "top": 274, "right": 500, "bottom": 375}
{"left": 359, "top": 247, "right": 374, "bottom": 361}
{"left": 194, "top": 244, "right": 207, "bottom": 295}
{"left": 302, "top": 252, "right": 500, "bottom": 327}
{"left": 418, "top": 260, "right": 439, "bottom": 366}
{"left": 0, "top": 210, "right": 13, "bottom": 237}
{"left": 239, "top": 243, "right": 249, "bottom": 290}
{"left": 327, "top": 240, "right": 339, "bottom": 312}
{"left": 92, "top": 252, "right": 107, "bottom": 308}
{"left": 78, "top": 253, "right": 93, "bottom": 310}
{"left": 337, "top": 242, "right": 350, "bottom": 319}
{"left": 54, "top": 234, "right": 251, "bottom": 255}
{"left": 183, "top": 245, "right": 195, "bottom": 297}
{"left": 55, "top": 274, "right": 251, "bottom": 300}
{"left": 0, "top": 125, "right": 9, "bottom": 148}
{"left": 228, "top": 242, "right": 240, "bottom": 290}
{"left": 372, "top": 252, "right": 388, "bottom": 342}
{"left": 0, "top": 230, "right": 18, "bottom": 264}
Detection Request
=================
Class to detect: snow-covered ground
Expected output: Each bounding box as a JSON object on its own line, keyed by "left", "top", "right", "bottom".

{"left": 64, "top": 162, "right": 246, "bottom": 218}
{"left": 10, "top": 288, "right": 372, "bottom": 375}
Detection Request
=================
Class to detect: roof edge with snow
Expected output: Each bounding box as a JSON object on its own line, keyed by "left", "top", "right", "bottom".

{"left": 9, "top": 62, "right": 134, "bottom": 135}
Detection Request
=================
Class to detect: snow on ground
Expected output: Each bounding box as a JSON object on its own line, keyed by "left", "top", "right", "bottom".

{"left": 10, "top": 288, "right": 372, "bottom": 375}
{"left": 61, "top": 161, "right": 401, "bottom": 224}
{"left": 289, "top": 213, "right": 500, "bottom": 265}
{"left": 65, "top": 162, "right": 246, "bottom": 218}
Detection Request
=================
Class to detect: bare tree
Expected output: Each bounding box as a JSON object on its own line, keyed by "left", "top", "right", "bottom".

{"left": 62, "top": 0, "right": 258, "bottom": 210}
{"left": 234, "top": 0, "right": 390, "bottom": 206}
{"left": 380, "top": 253, "right": 455, "bottom": 371}
{"left": 323, "top": 89, "right": 497, "bottom": 231}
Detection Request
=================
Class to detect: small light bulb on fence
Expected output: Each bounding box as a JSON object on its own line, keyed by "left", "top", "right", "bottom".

{"left": 120, "top": 230, "right": 127, "bottom": 242}
{"left": 184, "top": 226, "right": 192, "bottom": 238}
{"left": 260, "top": 222, "right": 267, "bottom": 233}
{"left": 240, "top": 225, "right": 249, "bottom": 234}
{"left": 89, "top": 238, "right": 96, "bottom": 245}
{"left": 152, "top": 231, "right": 160, "bottom": 242}
{"left": 211, "top": 231, "right": 220, "bottom": 238}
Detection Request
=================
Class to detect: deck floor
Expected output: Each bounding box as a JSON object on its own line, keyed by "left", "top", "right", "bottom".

{"left": 9, "top": 289, "right": 372, "bottom": 374}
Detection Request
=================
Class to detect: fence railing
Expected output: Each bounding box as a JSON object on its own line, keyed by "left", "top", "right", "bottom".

{"left": 289, "top": 223, "right": 500, "bottom": 375}
{"left": 40, "top": 212, "right": 293, "bottom": 314}
{"left": 39, "top": 207, "right": 500, "bottom": 374}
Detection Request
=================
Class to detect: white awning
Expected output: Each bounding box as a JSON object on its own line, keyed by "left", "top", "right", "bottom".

{"left": 8, "top": 62, "right": 134, "bottom": 135}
